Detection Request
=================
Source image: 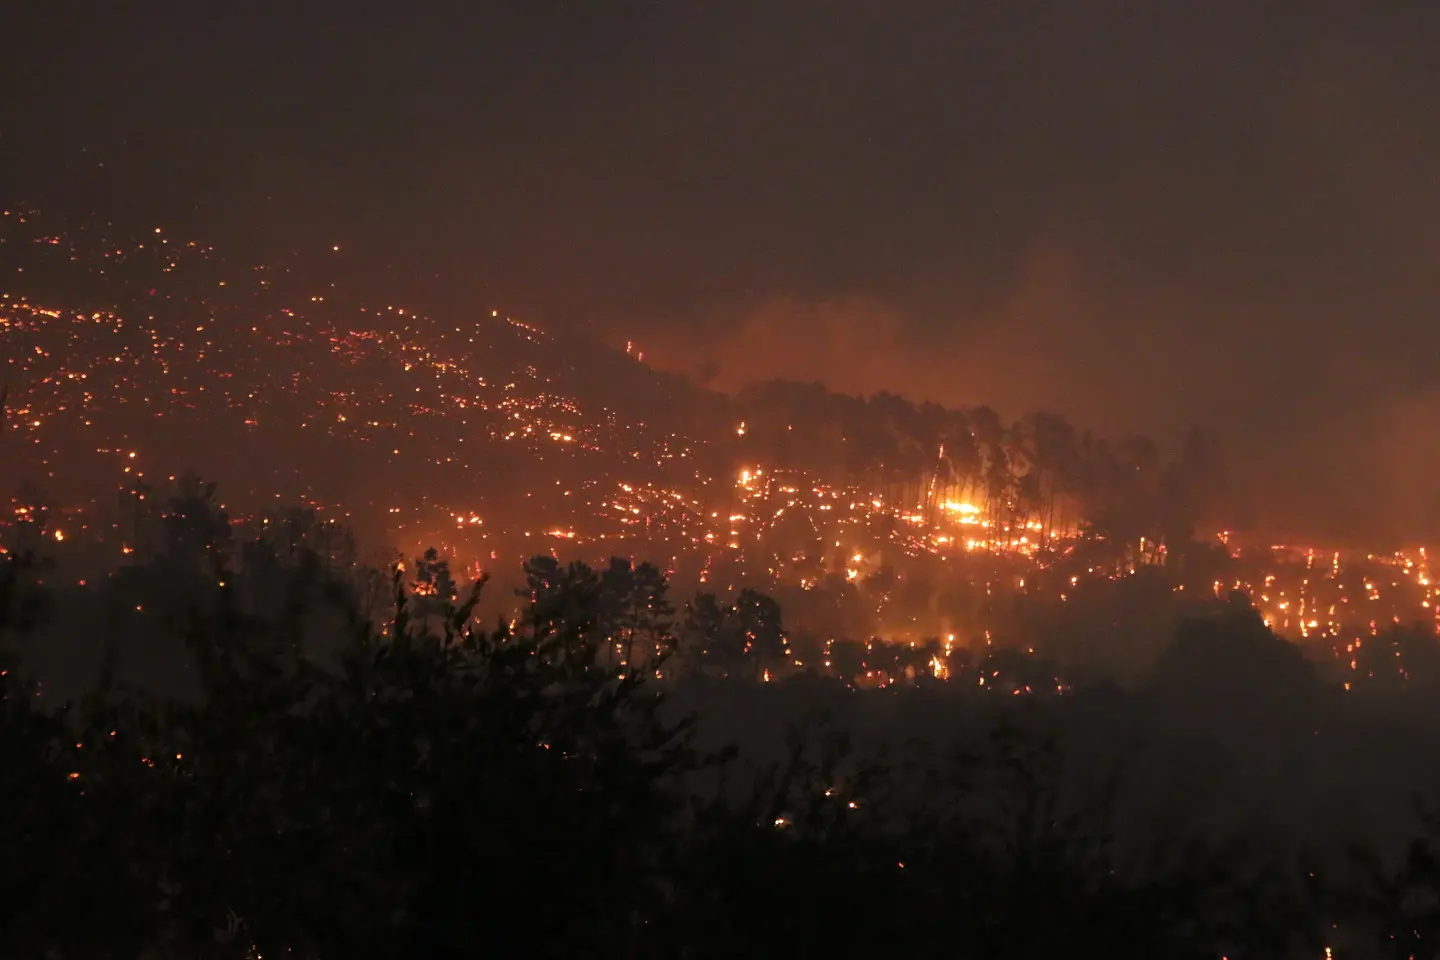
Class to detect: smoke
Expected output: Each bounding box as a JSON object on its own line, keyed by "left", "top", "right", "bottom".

{"left": 15, "top": 0, "right": 1440, "bottom": 545}
{"left": 641, "top": 242, "right": 1290, "bottom": 434}
{"left": 642, "top": 246, "right": 1146, "bottom": 433}
{"left": 626, "top": 20, "right": 1440, "bottom": 547}
{"left": 1252, "top": 383, "right": 1440, "bottom": 546}
{"left": 639, "top": 235, "right": 1440, "bottom": 544}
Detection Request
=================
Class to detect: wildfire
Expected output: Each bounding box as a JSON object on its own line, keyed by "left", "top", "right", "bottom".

{"left": 5, "top": 203, "right": 1438, "bottom": 700}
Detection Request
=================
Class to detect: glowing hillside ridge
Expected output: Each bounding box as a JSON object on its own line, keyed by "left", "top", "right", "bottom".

{"left": 4, "top": 205, "right": 1437, "bottom": 664}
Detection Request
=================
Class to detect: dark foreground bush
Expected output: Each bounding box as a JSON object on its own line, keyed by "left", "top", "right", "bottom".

{"left": 2, "top": 542, "right": 1436, "bottom": 959}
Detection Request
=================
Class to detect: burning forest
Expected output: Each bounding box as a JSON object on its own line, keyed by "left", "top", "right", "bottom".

{"left": 3, "top": 205, "right": 1437, "bottom": 698}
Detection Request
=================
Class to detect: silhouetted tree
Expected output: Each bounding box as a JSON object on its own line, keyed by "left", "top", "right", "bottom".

{"left": 411, "top": 546, "right": 457, "bottom": 602}
{"left": 734, "top": 587, "right": 786, "bottom": 680}
{"left": 0, "top": 493, "right": 1422, "bottom": 958}
{"left": 683, "top": 591, "right": 741, "bottom": 675}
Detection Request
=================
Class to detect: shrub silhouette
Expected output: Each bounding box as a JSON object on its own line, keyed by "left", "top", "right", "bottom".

{"left": 1, "top": 507, "right": 1434, "bottom": 958}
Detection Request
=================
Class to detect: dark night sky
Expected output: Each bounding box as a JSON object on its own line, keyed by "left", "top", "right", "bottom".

{"left": 4, "top": 0, "right": 1440, "bottom": 538}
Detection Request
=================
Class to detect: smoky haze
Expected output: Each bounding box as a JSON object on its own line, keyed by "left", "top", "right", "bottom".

{"left": 4, "top": 0, "right": 1439, "bottom": 543}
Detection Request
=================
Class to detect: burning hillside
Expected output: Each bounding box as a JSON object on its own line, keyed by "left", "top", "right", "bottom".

{"left": 2, "top": 207, "right": 1437, "bottom": 680}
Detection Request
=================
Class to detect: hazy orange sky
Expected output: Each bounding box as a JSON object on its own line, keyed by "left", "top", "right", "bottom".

{"left": 6, "top": 0, "right": 1439, "bottom": 540}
